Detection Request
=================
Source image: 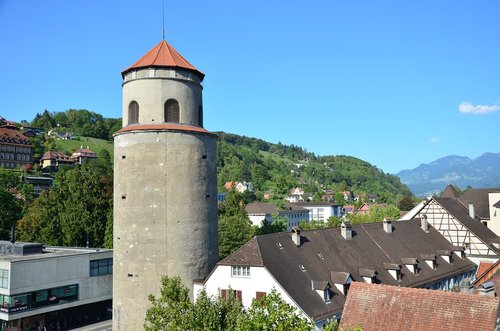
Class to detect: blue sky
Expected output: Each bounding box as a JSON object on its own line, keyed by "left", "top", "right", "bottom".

{"left": 1, "top": 0, "right": 499, "bottom": 174}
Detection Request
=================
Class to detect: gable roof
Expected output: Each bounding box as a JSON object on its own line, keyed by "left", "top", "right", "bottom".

{"left": 41, "top": 151, "right": 73, "bottom": 162}
{"left": 245, "top": 202, "right": 308, "bottom": 215}
{"left": 340, "top": 282, "right": 499, "bottom": 331}
{"left": 434, "top": 197, "right": 500, "bottom": 253}
{"left": 121, "top": 40, "right": 204, "bottom": 80}
{"left": 218, "top": 219, "right": 476, "bottom": 321}
{"left": 0, "top": 127, "right": 32, "bottom": 145}
{"left": 458, "top": 188, "right": 500, "bottom": 219}
{"left": 440, "top": 184, "right": 460, "bottom": 198}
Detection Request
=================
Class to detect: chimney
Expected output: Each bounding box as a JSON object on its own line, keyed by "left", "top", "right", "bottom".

{"left": 479, "top": 282, "right": 495, "bottom": 297}
{"left": 459, "top": 278, "right": 474, "bottom": 294}
{"left": 468, "top": 203, "right": 475, "bottom": 219}
{"left": 341, "top": 221, "right": 352, "bottom": 240}
{"left": 383, "top": 218, "right": 392, "bottom": 234}
{"left": 420, "top": 214, "right": 429, "bottom": 233}
{"left": 291, "top": 227, "right": 301, "bottom": 247}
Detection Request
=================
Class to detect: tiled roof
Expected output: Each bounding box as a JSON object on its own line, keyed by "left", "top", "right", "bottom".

{"left": 340, "top": 282, "right": 499, "bottom": 331}
{"left": 121, "top": 40, "right": 204, "bottom": 80}
{"left": 458, "top": 188, "right": 500, "bottom": 219}
{"left": 476, "top": 261, "right": 496, "bottom": 280}
{"left": 293, "top": 202, "right": 340, "bottom": 207}
{"left": 41, "top": 151, "right": 73, "bottom": 161}
{"left": 218, "top": 219, "right": 476, "bottom": 321}
{"left": 434, "top": 197, "right": 500, "bottom": 253}
{"left": 114, "top": 124, "right": 216, "bottom": 137}
{"left": 245, "top": 202, "right": 308, "bottom": 215}
{"left": 440, "top": 184, "right": 460, "bottom": 198}
{"left": 0, "top": 127, "right": 32, "bottom": 145}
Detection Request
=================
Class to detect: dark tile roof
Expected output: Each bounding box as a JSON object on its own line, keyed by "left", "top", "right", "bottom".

{"left": 218, "top": 219, "right": 476, "bottom": 321}
{"left": 440, "top": 184, "right": 460, "bottom": 198}
{"left": 245, "top": 202, "right": 308, "bottom": 215}
{"left": 494, "top": 200, "right": 500, "bottom": 208}
{"left": 434, "top": 197, "right": 500, "bottom": 253}
{"left": 340, "top": 282, "right": 499, "bottom": 331}
{"left": 458, "top": 188, "right": 500, "bottom": 219}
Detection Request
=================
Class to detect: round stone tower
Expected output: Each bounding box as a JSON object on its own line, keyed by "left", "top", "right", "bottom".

{"left": 113, "top": 40, "right": 218, "bottom": 331}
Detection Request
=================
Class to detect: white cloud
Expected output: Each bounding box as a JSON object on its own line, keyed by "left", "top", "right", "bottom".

{"left": 429, "top": 137, "right": 440, "bottom": 144}
{"left": 459, "top": 102, "right": 500, "bottom": 115}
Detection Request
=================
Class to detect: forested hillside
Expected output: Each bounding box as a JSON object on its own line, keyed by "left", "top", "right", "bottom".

{"left": 216, "top": 132, "right": 412, "bottom": 203}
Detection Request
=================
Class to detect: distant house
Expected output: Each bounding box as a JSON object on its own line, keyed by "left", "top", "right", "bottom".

{"left": 40, "top": 151, "right": 75, "bottom": 171}
{"left": 356, "top": 203, "right": 388, "bottom": 215}
{"left": 22, "top": 176, "right": 54, "bottom": 195}
{"left": 196, "top": 219, "right": 476, "bottom": 329}
{"left": 224, "top": 181, "right": 254, "bottom": 193}
{"left": 342, "top": 205, "right": 356, "bottom": 214}
{"left": 285, "top": 194, "right": 303, "bottom": 203}
{"left": 293, "top": 202, "right": 342, "bottom": 222}
{"left": 340, "top": 282, "right": 499, "bottom": 331}
{"left": 245, "top": 202, "right": 310, "bottom": 229}
{"left": 0, "top": 126, "right": 34, "bottom": 170}
{"left": 71, "top": 147, "right": 97, "bottom": 165}
{"left": 342, "top": 191, "right": 354, "bottom": 201}
{"left": 290, "top": 187, "right": 304, "bottom": 195}
{"left": 400, "top": 187, "right": 500, "bottom": 265}
{"left": 368, "top": 194, "right": 377, "bottom": 202}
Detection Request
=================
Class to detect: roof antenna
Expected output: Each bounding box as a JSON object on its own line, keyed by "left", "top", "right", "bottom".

{"left": 162, "top": 0, "right": 165, "bottom": 40}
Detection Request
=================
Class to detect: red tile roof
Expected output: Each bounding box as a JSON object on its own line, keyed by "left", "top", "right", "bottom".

{"left": 0, "top": 127, "right": 32, "bottom": 145}
{"left": 121, "top": 40, "right": 204, "bottom": 80}
{"left": 477, "top": 261, "right": 495, "bottom": 279}
{"left": 340, "top": 282, "right": 499, "bottom": 331}
{"left": 114, "top": 124, "right": 216, "bottom": 137}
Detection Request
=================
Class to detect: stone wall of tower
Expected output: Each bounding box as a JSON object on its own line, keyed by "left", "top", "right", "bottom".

{"left": 113, "top": 130, "right": 217, "bottom": 330}
{"left": 113, "top": 64, "right": 217, "bottom": 330}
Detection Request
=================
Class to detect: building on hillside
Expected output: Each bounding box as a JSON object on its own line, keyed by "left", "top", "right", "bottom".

{"left": 245, "top": 202, "right": 310, "bottom": 229}
{"left": 342, "top": 205, "right": 355, "bottom": 214}
{"left": 0, "top": 241, "right": 112, "bottom": 331}
{"left": 21, "top": 176, "right": 53, "bottom": 195}
{"left": 40, "top": 151, "right": 75, "bottom": 172}
{"left": 339, "top": 282, "right": 499, "bottom": 331}
{"left": 285, "top": 194, "right": 303, "bottom": 203}
{"left": 224, "top": 181, "right": 254, "bottom": 193}
{"left": 113, "top": 39, "right": 218, "bottom": 330}
{"left": 0, "top": 126, "right": 33, "bottom": 170}
{"left": 71, "top": 147, "right": 97, "bottom": 165}
{"left": 293, "top": 202, "right": 342, "bottom": 222}
{"left": 196, "top": 219, "right": 476, "bottom": 329}
{"left": 356, "top": 203, "right": 388, "bottom": 215}
{"left": 19, "top": 126, "right": 44, "bottom": 137}
{"left": 400, "top": 190, "right": 500, "bottom": 265}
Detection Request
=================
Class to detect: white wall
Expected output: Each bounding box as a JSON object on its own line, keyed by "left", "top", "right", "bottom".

{"left": 488, "top": 193, "right": 500, "bottom": 236}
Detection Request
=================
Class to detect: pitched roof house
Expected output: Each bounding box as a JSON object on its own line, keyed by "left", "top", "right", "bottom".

{"left": 245, "top": 202, "right": 309, "bottom": 229}
{"left": 400, "top": 192, "right": 500, "bottom": 264}
{"left": 71, "top": 147, "right": 97, "bottom": 164}
{"left": 340, "top": 282, "right": 499, "bottom": 331}
{"left": 40, "top": 151, "right": 75, "bottom": 171}
{"left": 196, "top": 219, "right": 476, "bottom": 328}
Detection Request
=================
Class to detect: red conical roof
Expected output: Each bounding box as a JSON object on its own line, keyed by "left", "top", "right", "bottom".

{"left": 121, "top": 40, "right": 204, "bottom": 80}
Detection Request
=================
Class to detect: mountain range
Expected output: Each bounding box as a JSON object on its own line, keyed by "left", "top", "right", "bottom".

{"left": 396, "top": 152, "right": 500, "bottom": 197}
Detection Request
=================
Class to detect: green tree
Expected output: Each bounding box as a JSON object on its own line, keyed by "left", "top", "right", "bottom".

{"left": 0, "top": 170, "right": 33, "bottom": 239}
{"left": 398, "top": 196, "right": 415, "bottom": 211}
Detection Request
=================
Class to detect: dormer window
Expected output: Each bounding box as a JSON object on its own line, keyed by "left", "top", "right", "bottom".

{"left": 402, "top": 258, "right": 419, "bottom": 275}
{"left": 359, "top": 268, "right": 377, "bottom": 283}
{"left": 312, "top": 280, "right": 331, "bottom": 303}
{"left": 384, "top": 263, "right": 401, "bottom": 281}
{"left": 437, "top": 250, "right": 452, "bottom": 264}
{"left": 421, "top": 254, "right": 437, "bottom": 270}
{"left": 330, "top": 271, "right": 351, "bottom": 295}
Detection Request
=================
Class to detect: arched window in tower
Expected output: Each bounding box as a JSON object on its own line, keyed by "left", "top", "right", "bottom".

{"left": 164, "top": 99, "right": 180, "bottom": 123}
{"left": 198, "top": 105, "right": 203, "bottom": 127}
{"left": 128, "top": 101, "right": 139, "bottom": 125}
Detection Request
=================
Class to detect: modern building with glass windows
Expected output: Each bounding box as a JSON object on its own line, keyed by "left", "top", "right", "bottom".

{"left": 0, "top": 241, "right": 112, "bottom": 331}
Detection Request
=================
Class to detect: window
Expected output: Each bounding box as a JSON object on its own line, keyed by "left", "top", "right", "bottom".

{"left": 128, "top": 101, "right": 139, "bottom": 125}
{"left": 90, "top": 258, "right": 113, "bottom": 276}
{"left": 0, "top": 269, "right": 8, "bottom": 288}
{"left": 220, "top": 289, "right": 242, "bottom": 302}
{"left": 164, "top": 99, "right": 180, "bottom": 123}
{"left": 231, "top": 266, "right": 250, "bottom": 277}
{"left": 198, "top": 105, "right": 203, "bottom": 127}
{"left": 256, "top": 291, "right": 266, "bottom": 301}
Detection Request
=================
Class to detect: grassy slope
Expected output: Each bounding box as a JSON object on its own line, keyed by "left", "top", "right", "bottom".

{"left": 54, "top": 136, "right": 114, "bottom": 158}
